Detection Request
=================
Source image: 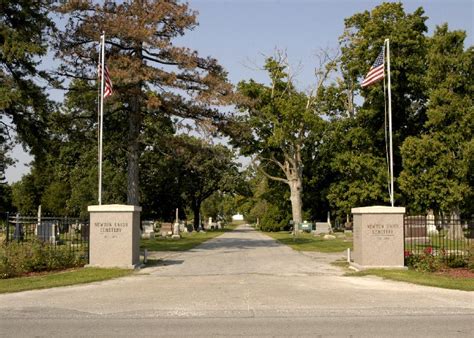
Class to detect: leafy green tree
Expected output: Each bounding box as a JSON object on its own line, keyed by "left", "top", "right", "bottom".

{"left": 13, "top": 78, "right": 128, "bottom": 217}
{"left": 0, "top": 0, "right": 54, "bottom": 167}
{"left": 246, "top": 170, "right": 291, "bottom": 231}
{"left": 231, "top": 54, "right": 332, "bottom": 226}
{"left": 399, "top": 25, "right": 473, "bottom": 215}
{"left": 327, "top": 2, "right": 430, "bottom": 215}
{"left": 139, "top": 116, "right": 182, "bottom": 220}
{"left": 201, "top": 168, "right": 252, "bottom": 223}
{"left": 56, "top": 0, "right": 231, "bottom": 205}
{"left": 41, "top": 181, "right": 70, "bottom": 216}
{"left": 0, "top": 183, "right": 13, "bottom": 213}
{"left": 1, "top": 0, "right": 56, "bottom": 215}
{"left": 0, "top": 131, "right": 12, "bottom": 186}
{"left": 171, "top": 136, "right": 238, "bottom": 230}
{"left": 11, "top": 174, "right": 38, "bottom": 215}
{"left": 201, "top": 191, "right": 231, "bottom": 223}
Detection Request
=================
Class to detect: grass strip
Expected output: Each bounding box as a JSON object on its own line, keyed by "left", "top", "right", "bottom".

{"left": 141, "top": 224, "right": 238, "bottom": 252}
{"left": 330, "top": 259, "right": 474, "bottom": 291}
{"left": 0, "top": 268, "right": 133, "bottom": 294}
{"left": 264, "top": 231, "right": 352, "bottom": 253}
{"left": 347, "top": 268, "right": 474, "bottom": 291}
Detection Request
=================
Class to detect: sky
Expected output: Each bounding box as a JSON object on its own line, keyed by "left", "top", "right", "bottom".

{"left": 5, "top": 0, "right": 473, "bottom": 183}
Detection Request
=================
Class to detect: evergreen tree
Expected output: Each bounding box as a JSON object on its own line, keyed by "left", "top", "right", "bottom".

{"left": 0, "top": 0, "right": 55, "bottom": 180}
{"left": 56, "top": 0, "right": 231, "bottom": 205}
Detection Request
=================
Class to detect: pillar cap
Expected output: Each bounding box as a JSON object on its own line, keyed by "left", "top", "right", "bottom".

{"left": 88, "top": 204, "right": 142, "bottom": 212}
{"left": 351, "top": 205, "right": 405, "bottom": 214}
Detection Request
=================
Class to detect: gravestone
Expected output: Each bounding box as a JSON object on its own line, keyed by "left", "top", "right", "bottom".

{"left": 88, "top": 204, "right": 142, "bottom": 269}
{"left": 313, "top": 222, "right": 331, "bottom": 235}
{"left": 80, "top": 222, "right": 89, "bottom": 239}
{"left": 300, "top": 221, "right": 312, "bottom": 232}
{"left": 37, "top": 221, "right": 57, "bottom": 243}
{"left": 141, "top": 220, "right": 155, "bottom": 239}
{"left": 447, "top": 221, "right": 465, "bottom": 241}
{"left": 426, "top": 211, "right": 438, "bottom": 235}
{"left": 185, "top": 223, "right": 194, "bottom": 233}
{"left": 160, "top": 222, "right": 173, "bottom": 237}
{"left": 351, "top": 206, "right": 406, "bottom": 270}
{"left": 172, "top": 208, "right": 181, "bottom": 239}
{"left": 12, "top": 214, "right": 24, "bottom": 241}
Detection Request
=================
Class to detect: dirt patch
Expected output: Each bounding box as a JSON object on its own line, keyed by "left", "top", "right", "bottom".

{"left": 435, "top": 268, "right": 474, "bottom": 279}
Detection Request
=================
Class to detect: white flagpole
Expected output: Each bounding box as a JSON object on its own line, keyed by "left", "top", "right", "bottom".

{"left": 98, "top": 33, "right": 105, "bottom": 205}
{"left": 97, "top": 37, "right": 101, "bottom": 205}
{"left": 385, "top": 38, "right": 394, "bottom": 207}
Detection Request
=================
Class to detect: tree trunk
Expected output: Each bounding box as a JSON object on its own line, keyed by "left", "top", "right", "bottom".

{"left": 192, "top": 199, "right": 201, "bottom": 231}
{"left": 127, "top": 92, "right": 142, "bottom": 206}
{"left": 289, "top": 177, "right": 303, "bottom": 227}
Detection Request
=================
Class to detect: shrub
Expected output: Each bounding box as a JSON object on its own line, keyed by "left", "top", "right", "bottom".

{"left": 445, "top": 255, "right": 468, "bottom": 269}
{"left": 0, "top": 241, "right": 86, "bottom": 279}
{"left": 405, "top": 247, "right": 441, "bottom": 272}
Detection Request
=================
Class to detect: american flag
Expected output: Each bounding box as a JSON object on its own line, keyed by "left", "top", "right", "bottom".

{"left": 361, "top": 47, "right": 385, "bottom": 87}
{"left": 98, "top": 63, "right": 113, "bottom": 98}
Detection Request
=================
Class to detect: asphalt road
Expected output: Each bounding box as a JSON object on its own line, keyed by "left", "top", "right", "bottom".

{"left": 0, "top": 224, "right": 473, "bottom": 337}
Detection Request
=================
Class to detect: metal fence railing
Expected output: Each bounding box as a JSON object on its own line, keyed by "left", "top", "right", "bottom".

{"left": 404, "top": 215, "right": 473, "bottom": 263}
{"left": 1, "top": 213, "right": 89, "bottom": 262}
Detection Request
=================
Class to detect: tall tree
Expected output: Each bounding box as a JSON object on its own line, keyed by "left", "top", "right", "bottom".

{"left": 399, "top": 25, "right": 473, "bottom": 216}
{"left": 172, "top": 136, "right": 238, "bottom": 230}
{"left": 56, "top": 0, "right": 231, "bottom": 205}
{"left": 327, "top": 2, "right": 429, "bottom": 214}
{"left": 12, "top": 78, "right": 129, "bottom": 217}
{"left": 0, "top": 0, "right": 54, "bottom": 178}
{"left": 231, "top": 54, "right": 333, "bottom": 226}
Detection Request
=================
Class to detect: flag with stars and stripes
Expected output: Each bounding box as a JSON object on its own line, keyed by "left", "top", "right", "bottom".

{"left": 98, "top": 63, "right": 113, "bottom": 98}
{"left": 361, "top": 47, "right": 385, "bottom": 87}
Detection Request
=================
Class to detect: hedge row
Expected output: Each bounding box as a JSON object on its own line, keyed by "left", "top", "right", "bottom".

{"left": 0, "top": 241, "right": 86, "bottom": 279}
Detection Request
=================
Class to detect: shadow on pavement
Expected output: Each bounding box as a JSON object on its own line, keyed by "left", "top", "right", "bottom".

{"left": 145, "top": 259, "right": 184, "bottom": 267}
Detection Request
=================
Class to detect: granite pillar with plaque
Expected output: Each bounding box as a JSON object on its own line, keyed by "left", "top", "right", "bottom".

{"left": 350, "top": 206, "right": 406, "bottom": 270}
{"left": 88, "top": 204, "right": 142, "bottom": 269}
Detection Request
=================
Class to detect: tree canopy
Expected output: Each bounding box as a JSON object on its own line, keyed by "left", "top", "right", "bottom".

{"left": 1, "top": 0, "right": 54, "bottom": 178}
{"left": 3, "top": 1, "right": 472, "bottom": 225}
{"left": 56, "top": 0, "right": 231, "bottom": 205}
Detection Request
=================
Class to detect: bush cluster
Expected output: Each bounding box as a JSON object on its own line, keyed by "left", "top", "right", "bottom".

{"left": 0, "top": 241, "right": 86, "bottom": 279}
{"left": 405, "top": 247, "right": 469, "bottom": 273}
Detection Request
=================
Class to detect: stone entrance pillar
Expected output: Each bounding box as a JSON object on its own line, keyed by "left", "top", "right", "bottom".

{"left": 351, "top": 206, "right": 406, "bottom": 270}
{"left": 88, "top": 204, "right": 142, "bottom": 269}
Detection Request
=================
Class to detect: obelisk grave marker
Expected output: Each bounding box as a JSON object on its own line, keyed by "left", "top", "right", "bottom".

{"left": 351, "top": 206, "right": 406, "bottom": 270}
{"left": 88, "top": 204, "right": 142, "bottom": 269}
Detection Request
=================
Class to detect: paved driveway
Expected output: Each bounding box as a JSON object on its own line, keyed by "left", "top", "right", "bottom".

{"left": 1, "top": 224, "right": 472, "bottom": 336}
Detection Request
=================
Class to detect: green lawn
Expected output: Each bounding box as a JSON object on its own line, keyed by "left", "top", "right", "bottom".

{"left": 264, "top": 231, "right": 353, "bottom": 253}
{"left": 347, "top": 268, "right": 474, "bottom": 291}
{"left": 0, "top": 268, "right": 133, "bottom": 294}
{"left": 141, "top": 224, "right": 238, "bottom": 251}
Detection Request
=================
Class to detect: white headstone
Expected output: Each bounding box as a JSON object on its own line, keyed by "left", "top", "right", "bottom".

{"left": 426, "top": 211, "right": 438, "bottom": 235}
